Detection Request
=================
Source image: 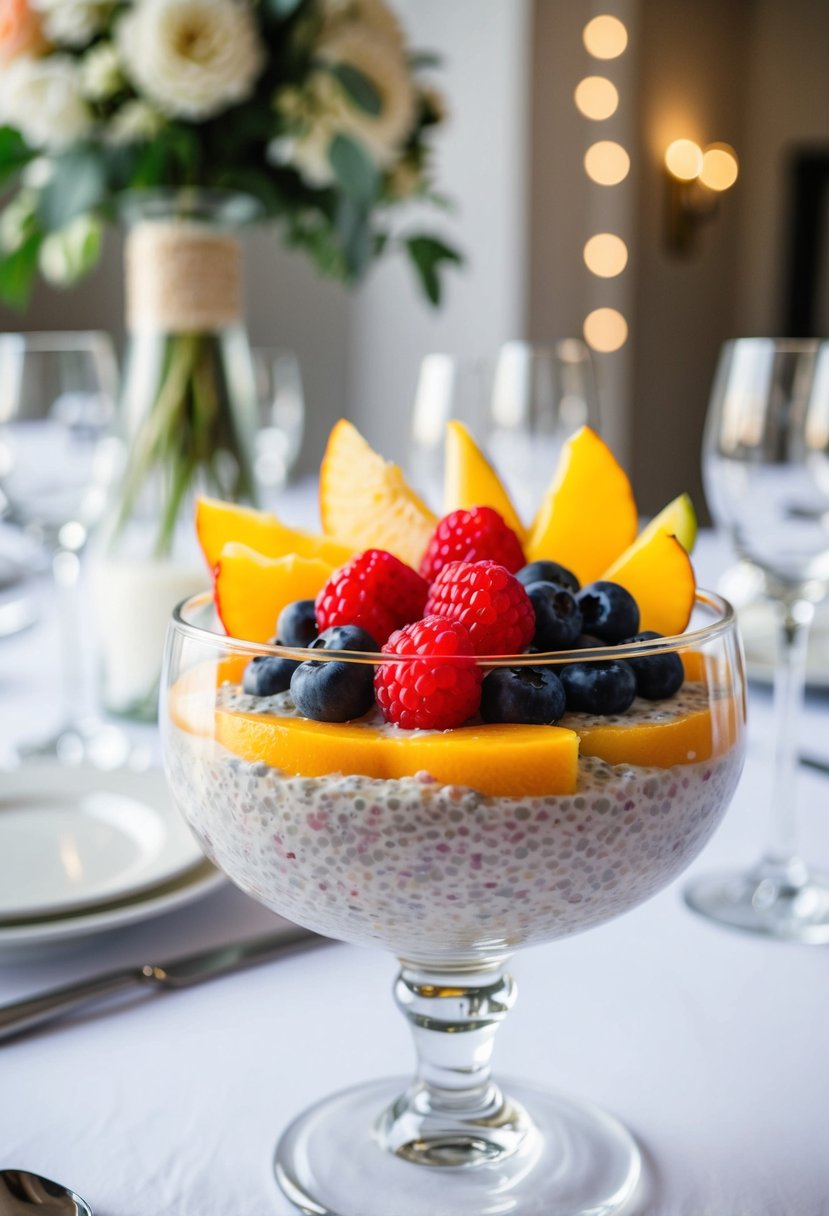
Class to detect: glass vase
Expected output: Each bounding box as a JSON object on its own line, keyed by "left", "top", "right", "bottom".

{"left": 95, "top": 190, "right": 260, "bottom": 721}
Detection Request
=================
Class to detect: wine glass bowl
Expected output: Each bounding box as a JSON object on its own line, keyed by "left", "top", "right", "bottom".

{"left": 161, "top": 589, "right": 745, "bottom": 1216}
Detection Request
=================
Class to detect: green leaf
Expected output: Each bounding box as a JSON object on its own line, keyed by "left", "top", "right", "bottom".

{"left": 0, "top": 232, "right": 41, "bottom": 309}
{"left": 335, "top": 196, "right": 371, "bottom": 278}
{"left": 0, "top": 126, "right": 32, "bottom": 188}
{"left": 264, "top": 0, "right": 304, "bottom": 17}
{"left": 409, "top": 51, "right": 443, "bottom": 70}
{"left": 328, "top": 64, "right": 382, "bottom": 116}
{"left": 404, "top": 234, "right": 463, "bottom": 307}
{"left": 328, "top": 133, "right": 380, "bottom": 206}
{"left": 35, "top": 147, "right": 106, "bottom": 232}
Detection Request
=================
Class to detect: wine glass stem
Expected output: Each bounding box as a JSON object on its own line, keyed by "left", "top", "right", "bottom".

{"left": 52, "top": 546, "right": 87, "bottom": 734}
{"left": 763, "top": 597, "right": 815, "bottom": 875}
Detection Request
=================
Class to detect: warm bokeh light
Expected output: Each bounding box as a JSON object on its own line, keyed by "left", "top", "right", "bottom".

{"left": 583, "top": 15, "right": 628, "bottom": 59}
{"left": 583, "top": 308, "right": 628, "bottom": 353}
{"left": 583, "top": 233, "right": 628, "bottom": 278}
{"left": 700, "top": 143, "right": 739, "bottom": 191}
{"left": 574, "top": 76, "right": 619, "bottom": 121}
{"left": 664, "top": 139, "right": 704, "bottom": 181}
{"left": 584, "top": 141, "right": 630, "bottom": 186}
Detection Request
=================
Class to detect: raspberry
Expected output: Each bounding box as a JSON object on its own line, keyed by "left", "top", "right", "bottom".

{"left": 419, "top": 506, "right": 526, "bottom": 582}
{"left": 316, "top": 549, "right": 428, "bottom": 646}
{"left": 425, "top": 561, "right": 535, "bottom": 656}
{"left": 374, "top": 615, "right": 482, "bottom": 730}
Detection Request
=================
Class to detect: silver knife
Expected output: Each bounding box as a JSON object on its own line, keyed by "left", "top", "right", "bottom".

{"left": 0, "top": 926, "right": 320, "bottom": 1044}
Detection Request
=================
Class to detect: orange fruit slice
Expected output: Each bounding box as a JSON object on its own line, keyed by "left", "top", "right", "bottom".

{"left": 571, "top": 694, "right": 741, "bottom": 767}
{"left": 214, "top": 544, "right": 332, "bottom": 643}
{"left": 525, "top": 427, "right": 638, "bottom": 583}
{"left": 443, "top": 420, "right": 525, "bottom": 539}
{"left": 319, "top": 419, "right": 437, "bottom": 569}
{"left": 634, "top": 492, "right": 697, "bottom": 554}
{"left": 601, "top": 531, "right": 696, "bottom": 636}
{"left": 195, "top": 496, "right": 353, "bottom": 573}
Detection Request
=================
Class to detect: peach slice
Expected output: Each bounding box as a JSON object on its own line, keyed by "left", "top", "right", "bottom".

{"left": 601, "top": 530, "right": 696, "bottom": 636}
{"left": 319, "top": 419, "right": 437, "bottom": 570}
{"left": 525, "top": 427, "right": 638, "bottom": 583}
{"left": 443, "top": 420, "right": 525, "bottom": 539}
{"left": 214, "top": 543, "right": 332, "bottom": 643}
{"left": 195, "top": 496, "right": 353, "bottom": 573}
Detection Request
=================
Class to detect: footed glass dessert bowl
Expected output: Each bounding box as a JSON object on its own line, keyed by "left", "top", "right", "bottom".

{"left": 161, "top": 588, "right": 746, "bottom": 1216}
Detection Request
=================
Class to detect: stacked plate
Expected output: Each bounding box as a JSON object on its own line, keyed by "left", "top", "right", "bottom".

{"left": 0, "top": 761, "right": 223, "bottom": 957}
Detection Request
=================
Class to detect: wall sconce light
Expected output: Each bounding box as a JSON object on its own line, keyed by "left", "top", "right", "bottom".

{"left": 664, "top": 139, "right": 739, "bottom": 256}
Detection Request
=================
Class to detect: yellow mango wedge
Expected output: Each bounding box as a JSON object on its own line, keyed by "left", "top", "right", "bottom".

{"left": 602, "top": 530, "right": 696, "bottom": 636}
{"left": 634, "top": 492, "right": 697, "bottom": 555}
{"left": 214, "top": 543, "right": 333, "bottom": 643}
{"left": 196, "top": 497, "right": 353, "bottom": 573}
{"left": 319, "top": 420, "right": 437, "bottom": 570}
{"left": 443, "top": 420, "right": 526, "bottom": 538}
{"left": 525, "top": 427, "right": 638, "bottom": 583}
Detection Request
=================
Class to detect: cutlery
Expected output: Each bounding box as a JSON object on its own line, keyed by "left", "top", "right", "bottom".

{"left": 0, "top": 1169, "right": 92, "bottom": 1214}
{"left": 0, "top": 926, "right": 319, "bottom": 1044}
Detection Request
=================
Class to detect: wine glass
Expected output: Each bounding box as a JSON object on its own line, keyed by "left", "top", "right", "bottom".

{"left": 251, "top": 347, "right": 305, "bottom": 499}
{"left": 0, "top": 331, "right": 123, "bottom": 764}
{"left": 685, "top": 337, "right": 829, "bottom": 942}
{"left": 161, "top": 591, "right": 746, "bottom": 1216}
{"left": 409, "top": 353, "right": 491, "bottom": 507}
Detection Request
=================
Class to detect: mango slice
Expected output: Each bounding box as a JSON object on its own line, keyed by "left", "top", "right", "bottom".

{"left": 196, "top": 497, "right": 353, "bottom": 573}
{"left": 319, "top": 419, "right": 437, "bottom": 570}
{"left": 601, "top": 531, "right": 696, "bottom": 636}
{"left": 214, "top": 544, "right": 332, "bottom": 643}
{"left": 571, "top": 695, "right": 741, "bottom": 767}
{"left": 443, "top": 420, "right": 526, "bottom": 539}
{"left": 525, "top": 427, "right": 638, "bottom": 583}
{"left": 634, "top": 492, "right": 697, "bottom": 554}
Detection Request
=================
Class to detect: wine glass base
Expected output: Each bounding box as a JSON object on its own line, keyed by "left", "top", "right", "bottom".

{"left": 684, "top": 866, "right": 829, "bottom": 943}
{"left": 14, "top": 721, "right": 139, "bottom": 771}
{"left": 274, "top": 1076, "right": 641, "bottom": 1216}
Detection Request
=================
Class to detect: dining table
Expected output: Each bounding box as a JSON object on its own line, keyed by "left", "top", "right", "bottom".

{"left": 1, "top": 486, "right": 828, "bottom": 1216}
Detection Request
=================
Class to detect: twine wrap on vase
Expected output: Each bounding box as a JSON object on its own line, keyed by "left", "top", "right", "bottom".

{"left": 125, "top": 221, "right": 243, "bottom": 333}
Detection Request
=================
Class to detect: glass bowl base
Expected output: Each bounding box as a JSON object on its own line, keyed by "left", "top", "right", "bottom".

{"left": 684, "top": 865, "right": 829, "bottom": 943}
{"left": 274, "top": 1076, "right": 641, "bottom": 1216}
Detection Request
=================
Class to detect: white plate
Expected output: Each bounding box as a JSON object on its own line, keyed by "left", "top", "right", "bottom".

{"left": 0, "top": 762, "right": 206, "bottom": 919}
{"left": 0, "top": 858, "right": 225, "bottom": 958}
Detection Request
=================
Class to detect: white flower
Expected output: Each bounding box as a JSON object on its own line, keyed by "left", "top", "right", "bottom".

{"left": 79, "top": 41, "right": 123, "bottom": 100}
{"left": 106, "top": 98, "right": 164, "bottom": 145}
{"left": 0, "top": 190, "right": 36, "bottom": 254}
{"left": 117, "top": 0, "right": 265, "bottom": 121}
{"left": 39, "top": 213, "right": 102, "bottom": 285}
{"left": 31, "top": 0, "right": 108, "bottom": 47}
{"left": 0, "top": 55, "right": 92, "bottom": 149}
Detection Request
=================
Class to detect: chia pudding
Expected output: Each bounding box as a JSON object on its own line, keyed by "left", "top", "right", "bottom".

{"left": 165, "top": 682, "right": 745, "bottom": 966}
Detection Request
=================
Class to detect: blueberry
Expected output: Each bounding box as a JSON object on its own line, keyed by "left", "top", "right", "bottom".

{"left": 577, "top": 581, "right": 640, "bottom": 643}
{"left": 516, "top": 560, "right": 580, "bottom": 595}
{"left": 276, "top": 599, "right": 318, "bottom": 648}
{"left": 243, "top": 655, "right": 299, "bottom": 696}
{"left": 481, "top": 666, "right": 566, "bottom": 725}
{"left": 310, "top": 625, "right": 379, "bottom": 653}
{"left": 525, "top": 581, "right": 583, "bottom": 650}
{"left": 623, "top": 631, "right": 685, "bottom": 700}
{"left": 559, "top": 660, "right": 636, "bottom": 715}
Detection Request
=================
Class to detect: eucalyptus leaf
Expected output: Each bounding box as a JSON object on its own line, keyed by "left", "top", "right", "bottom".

{"left": 0, "top": 232, "right": 41, "bottom": 309}
{"left": 264, "top": 0, "right": 304, "bottom": 17}
{"left": 405, "top": 234, "right": 463, "bottom": 307}
{"left": 0, "top": 126, "right": 32, "bottom": 188}
{"left": 336, "top": 196, "right": 371, "bottom": 277}
{"left": 328, "top": 133, "right": 380, "bottom": 206}
{"left": 329, "top": 64, "right": 382, "bottom": 116}
{"left": 35, "top": 147, "right": 106, "bottom": 232}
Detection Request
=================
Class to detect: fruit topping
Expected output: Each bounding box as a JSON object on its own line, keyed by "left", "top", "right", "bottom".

{"left": 196, "top": 496, "right": 353, "bottom": 572}
{"left": 315, "top": 549, "right": 428, "bottom": 646}
{"left": 481, "top": 666, "right": 566, "bottom": 725}
{"left": 634, "top": 491, "right": 697, "bottom": 554}
{"left": 525, "top": 581, "right": 583, "bottom": 651}
{"left": 443, "top": 419, "right": 525, "bottom": 539}
{"left": 214, "top": 544, "right": 333, "bottom": 644}
{"left": 319, "top": 419, "right": 436, "bottom": 569}
{"left": 243, "top": 655, "right": 299, "bottom": 696}
{"left": 577, "top": 581, "right": 640, "bottom": 644}
{"left": 424, "top": 560, "right": 535, "bottom": 656}
{"left": 276, "top": 599, "right": 318, "bottom": 648}
{"left": 623, "top": 631, "right": 685, "bottom": 700}
{"left": 516, "top": 559, "right": 580, "bottom": 594}
{"left": 290, "top": 625, "right": 378, "bottom": 723}
{"left": 601, "top": 529, "right": 695, "bottom": 637}
{"left": 375, "top": 615, "right": 482, "bottom": 730}
{"left": 525, "top": 426, "right": 638, "bottom": 582}
{"left": 419, "top": 506, "right": 526, "bottom": 581}
{"left": 559, "top": 660, "right": 637, "bottom": 715}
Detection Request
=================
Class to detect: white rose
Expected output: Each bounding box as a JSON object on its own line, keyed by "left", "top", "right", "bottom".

{"left": 0, "top": 55, "right": 92, "bottom": 150}
{"left": 79, "top": 41, "right": 123, "bottom": 101}
{"left": 106, "top": 99, "right": 164, "bottom": 145}
{"left": 31, "top": 0, "right": 109, "bottom": 47}
{"left": 117, "top": 0, "right": 265, "bottom": 121}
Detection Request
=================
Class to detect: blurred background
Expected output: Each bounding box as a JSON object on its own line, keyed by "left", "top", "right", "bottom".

{"left": 2, "top": 0, "right": 828, "bottom": 515}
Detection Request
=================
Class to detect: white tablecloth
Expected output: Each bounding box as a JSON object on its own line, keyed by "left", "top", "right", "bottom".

{"left": 1, "top": 516, "right": 828, "bottom": 1216}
